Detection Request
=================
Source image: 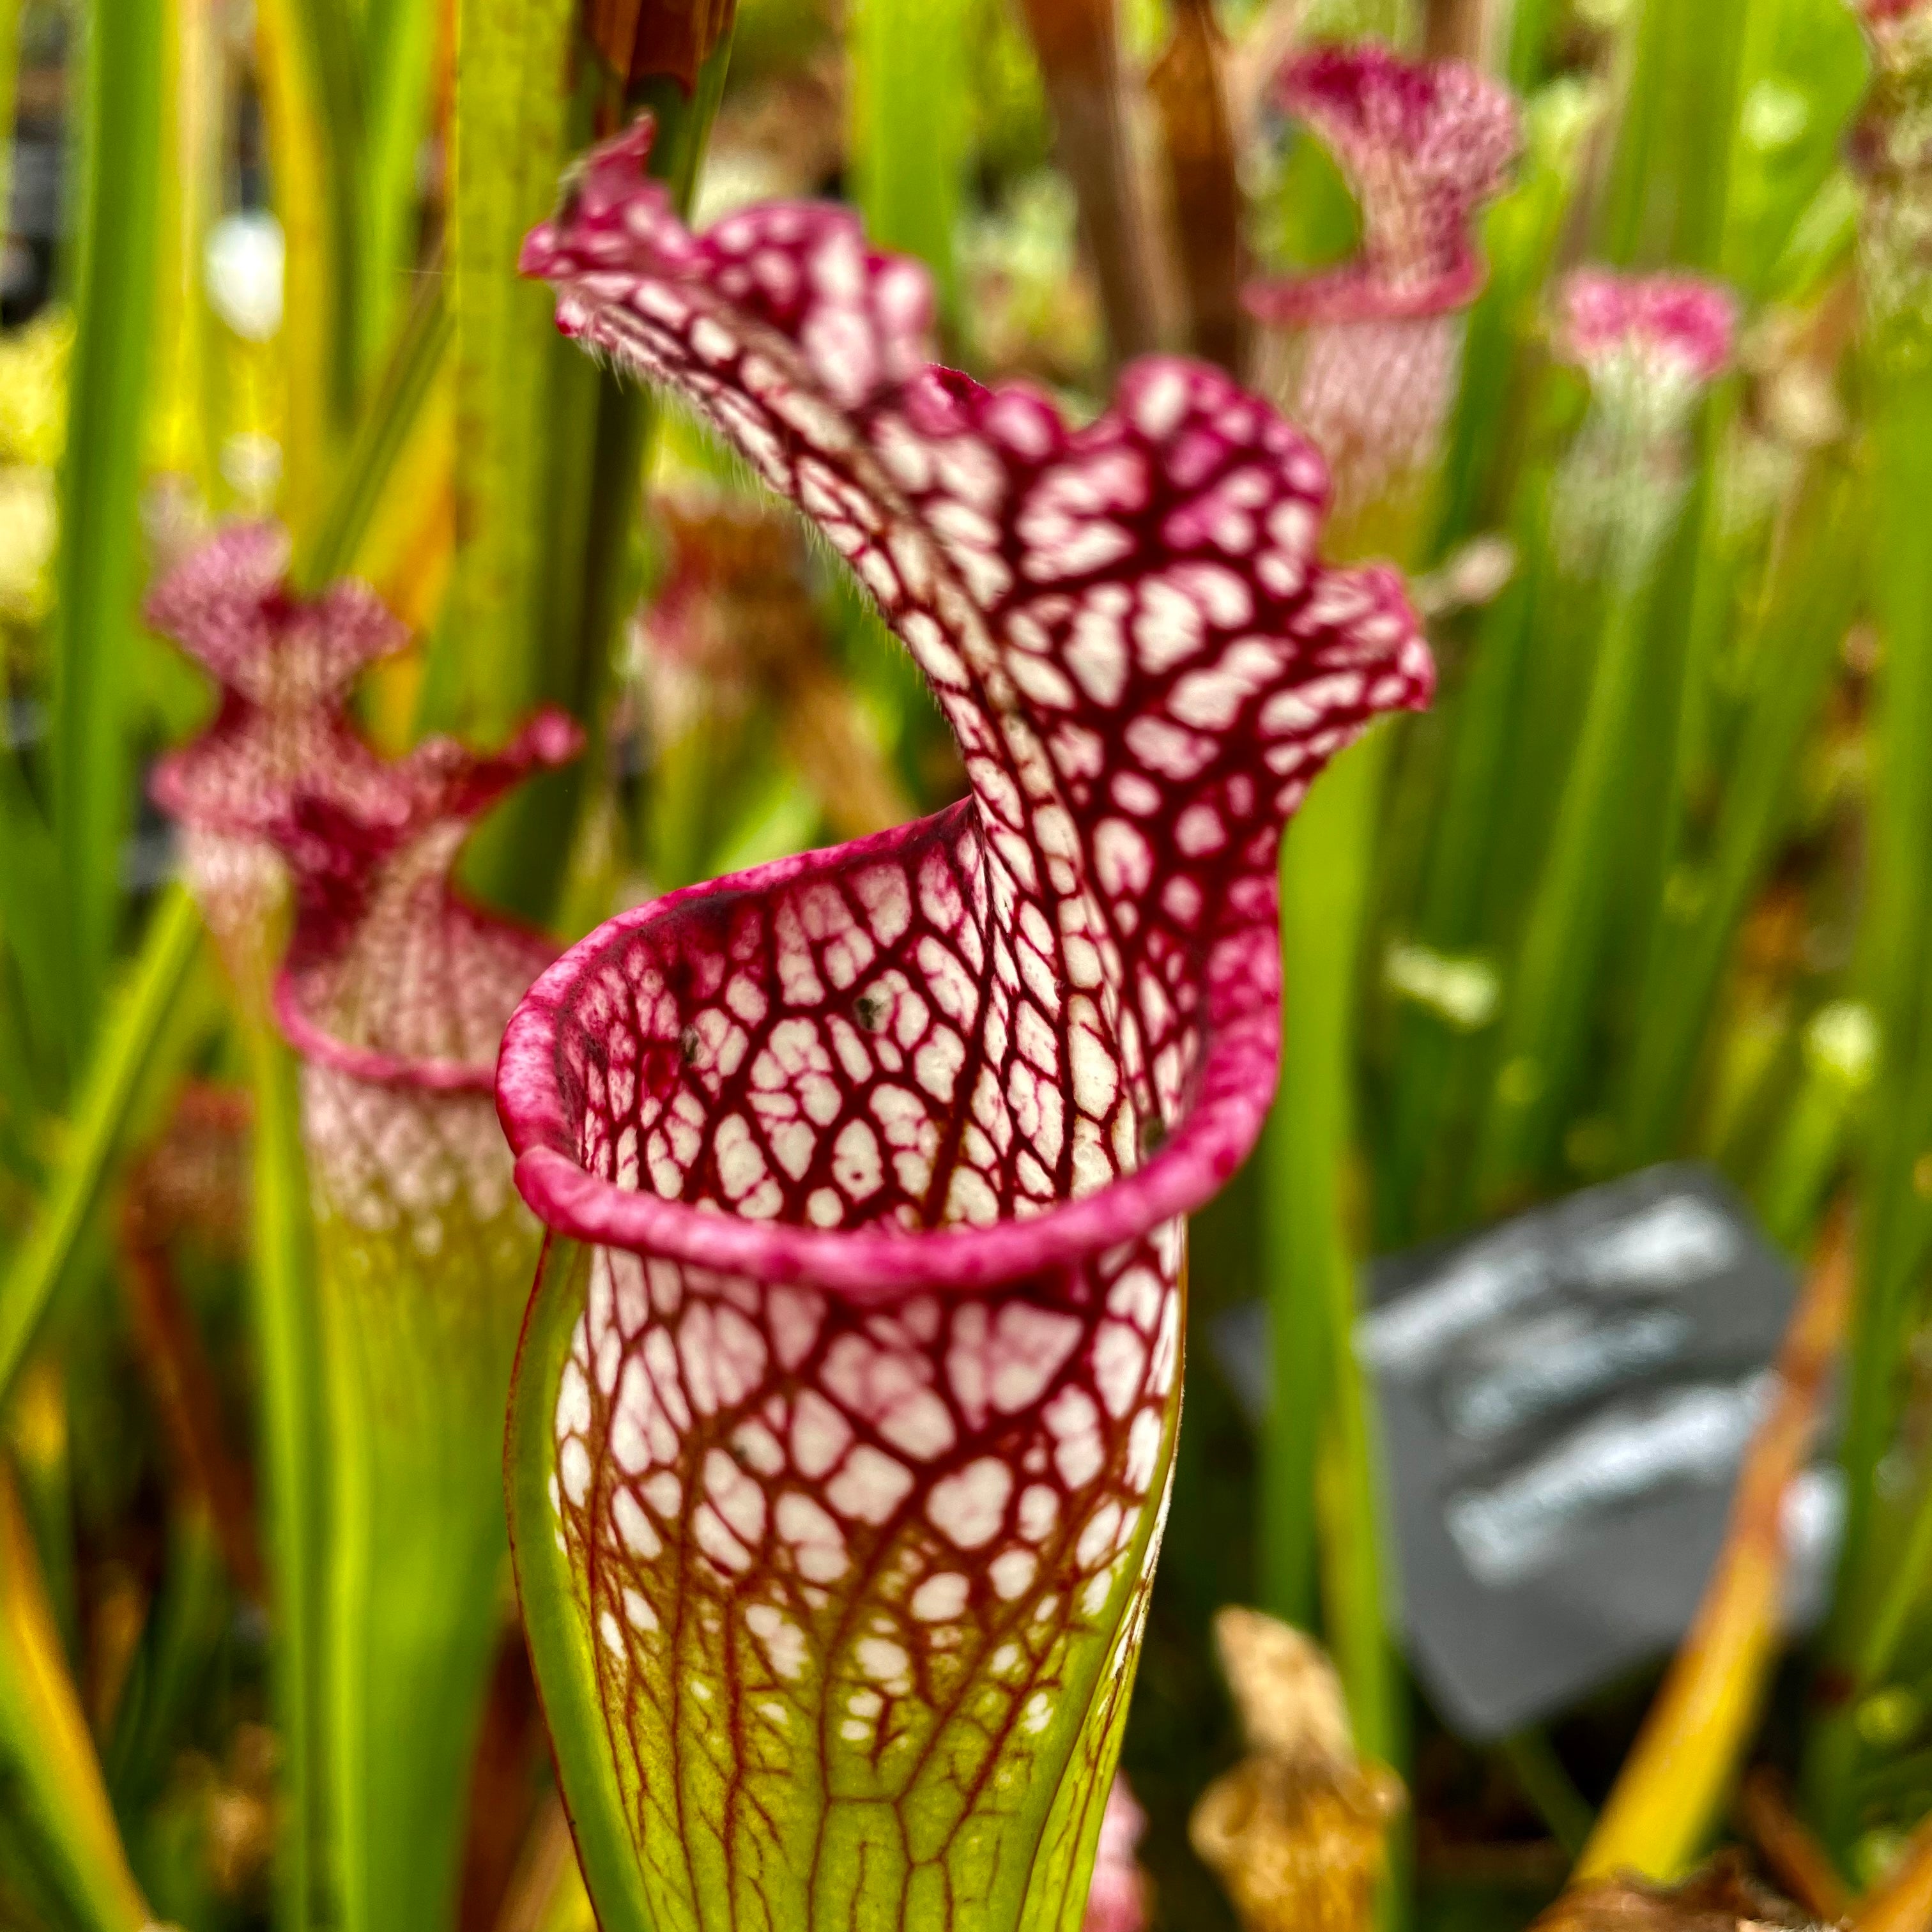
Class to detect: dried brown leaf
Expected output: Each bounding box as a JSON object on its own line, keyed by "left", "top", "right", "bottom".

{"left": 1193, "top": 1609, "right": 1405, "bottom": 1932}
{"left": 1148, "top": 0, "right": 1246, "bottom": 374}
{"left": 1533, "top": 1856, "right": 1823, "bottom": 1932}
{"left": 583, "top": 0, "right": 737, "bottom": 93}
{"left": 1577, "top": 1211, "right": 1853, "bottom": 1883}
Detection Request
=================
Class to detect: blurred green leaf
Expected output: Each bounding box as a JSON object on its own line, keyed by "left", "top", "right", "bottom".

{"left": 1621, "top": 456, "right": 1861, "bottom": 1163}
{"left": 243, "top": 1019, "right": 330, "bottom": 1932}
{"left": 851, "top": 0, "right": 972, "bottom": 320}
{"left": 1717, "top": 0, "right": 1869, "bottom": 295}
{"left": 0, "top": 0, "right": 18, "bottom": 289}
{"left": 296, "top": 267, "right": 452, "bottom": 592}
{"left": 443, "top": 43, "right": 732, "bottom": 924}
{"left": 1262, "top": 727, "right": 1407, "bottom": 1777}
{"left": 1600, "top": 0, "right": 1751, "bottom": 270}
{"left": 0, "top": 885, "right": 202, "bottom": 1408}
{"left": 288, "top": 0, "right": 367, "bottom": 409}
{"left": 356, "top": 0, "right": 438, "bottom": 378}
{"left": 0, "top": 1455, "right": 155, "bottom": 1932}
{"left": 52, "top": 0, "right": 165, "bottom": 1054}
{"left": 1839, "top": 367, "right": 1932, "bottom": 1622}
{"left": 257, "top": 0, "right": 345, "bottom": 531}
{"left": 0, "top": 737, "right": 72, "bottom": 1093}
{"left": 1433, "top": 77, "right": 1602, "bottom": 556}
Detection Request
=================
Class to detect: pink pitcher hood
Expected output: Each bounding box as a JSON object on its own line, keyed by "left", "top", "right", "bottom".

{"left": 272, "top": 710, "right": 583, "bottom": 1096}
{"left": 1559, "top": 270, "right": 1738, "bottom": 390}
{"left": 498, "top": 118, "right": 1434, "bottom": 1298}
{"left": 148, "top": 521, "right": 408, "bottom": 845}
{"left": 1245, "top": 42, "right": 1520, "bottom": 326}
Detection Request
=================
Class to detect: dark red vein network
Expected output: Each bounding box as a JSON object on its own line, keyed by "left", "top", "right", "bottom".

{"left": 497, "top": 118, "right": 1434, "bottom": 1932}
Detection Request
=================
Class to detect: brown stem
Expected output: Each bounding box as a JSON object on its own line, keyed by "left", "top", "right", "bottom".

{"left": 1576, "top": 1206, "right": 1854, "bottom": 1884}
{"left": 1422, "top": 0, "right": 1489, "bottom": 61}
{"left": 778, "top": 671, "right": 918, "bottom": 842}
{"left": 458, "top": 1631, "right": 548, "bottom": 1932}
{"left": 118, "top": 1230, "right": 265, "bottom": 1601}
{"left": 1013, "top": 0, "right": 1162, "bottom": 365}
{"left": 1149, "top": 0, "right": 1247, "bottom": 376}
{"left": 1736, "top": 1768, "right": 1850, "bottom": 1924}
{"left": 585, "top": 0, "right": 738, "bottom": 91}
{"left": 490, "top": 1793, "right": 591, "bottom": 1932}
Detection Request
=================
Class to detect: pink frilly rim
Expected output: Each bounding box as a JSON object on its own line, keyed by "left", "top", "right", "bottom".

{"left": 272, "top": 710, "right": 583, "bottom": 1097}
{"left": 145, "top": 521, "right": 408, "bottom": 841}
{"left": 1244, "top": 41, "right": 1521, "bottom": 327}
{"left": 1558, "top": 269, "right": 1738, "bottom": 386}
{"left": 273, "top": 901, "right": 558, "bottom": 1098}
{"left": 495, "top": 816, "right": 1282, "bottom": 1302}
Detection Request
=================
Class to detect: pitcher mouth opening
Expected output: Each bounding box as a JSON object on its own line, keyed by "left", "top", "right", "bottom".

{"left": 495, "top": 806, "right": 1282, "bottom": 1302}
{"left": 275, "top": 895, "right": 558, "bottom": 1098}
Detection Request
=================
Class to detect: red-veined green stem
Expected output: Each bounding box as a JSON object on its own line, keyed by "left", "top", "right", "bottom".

{"left": 507, "top": 1225, "right": 1170, "bottom": 1932}
{"left": 0, "top": 1456, "right": 155, "bottom": 1932}
{"left": 51, "top": 0, "right": 164, "bottom": 1059}
{"left": 507, "top": 1239, "right": 659, "bottom": 1932}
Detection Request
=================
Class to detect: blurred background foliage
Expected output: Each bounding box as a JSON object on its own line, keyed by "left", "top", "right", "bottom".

{"left": 1, "top": 0, "right": 1931, "bottom": 1926}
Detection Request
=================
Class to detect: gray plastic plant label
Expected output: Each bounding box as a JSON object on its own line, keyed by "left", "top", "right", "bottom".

{"left": 1211, "top": 1163, "right": 1843, "bottom": 1740}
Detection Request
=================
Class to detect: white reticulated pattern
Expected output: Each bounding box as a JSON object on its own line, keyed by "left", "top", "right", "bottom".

{"left": 500, "top": 118, "right": 1436, "bottom": 1932}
